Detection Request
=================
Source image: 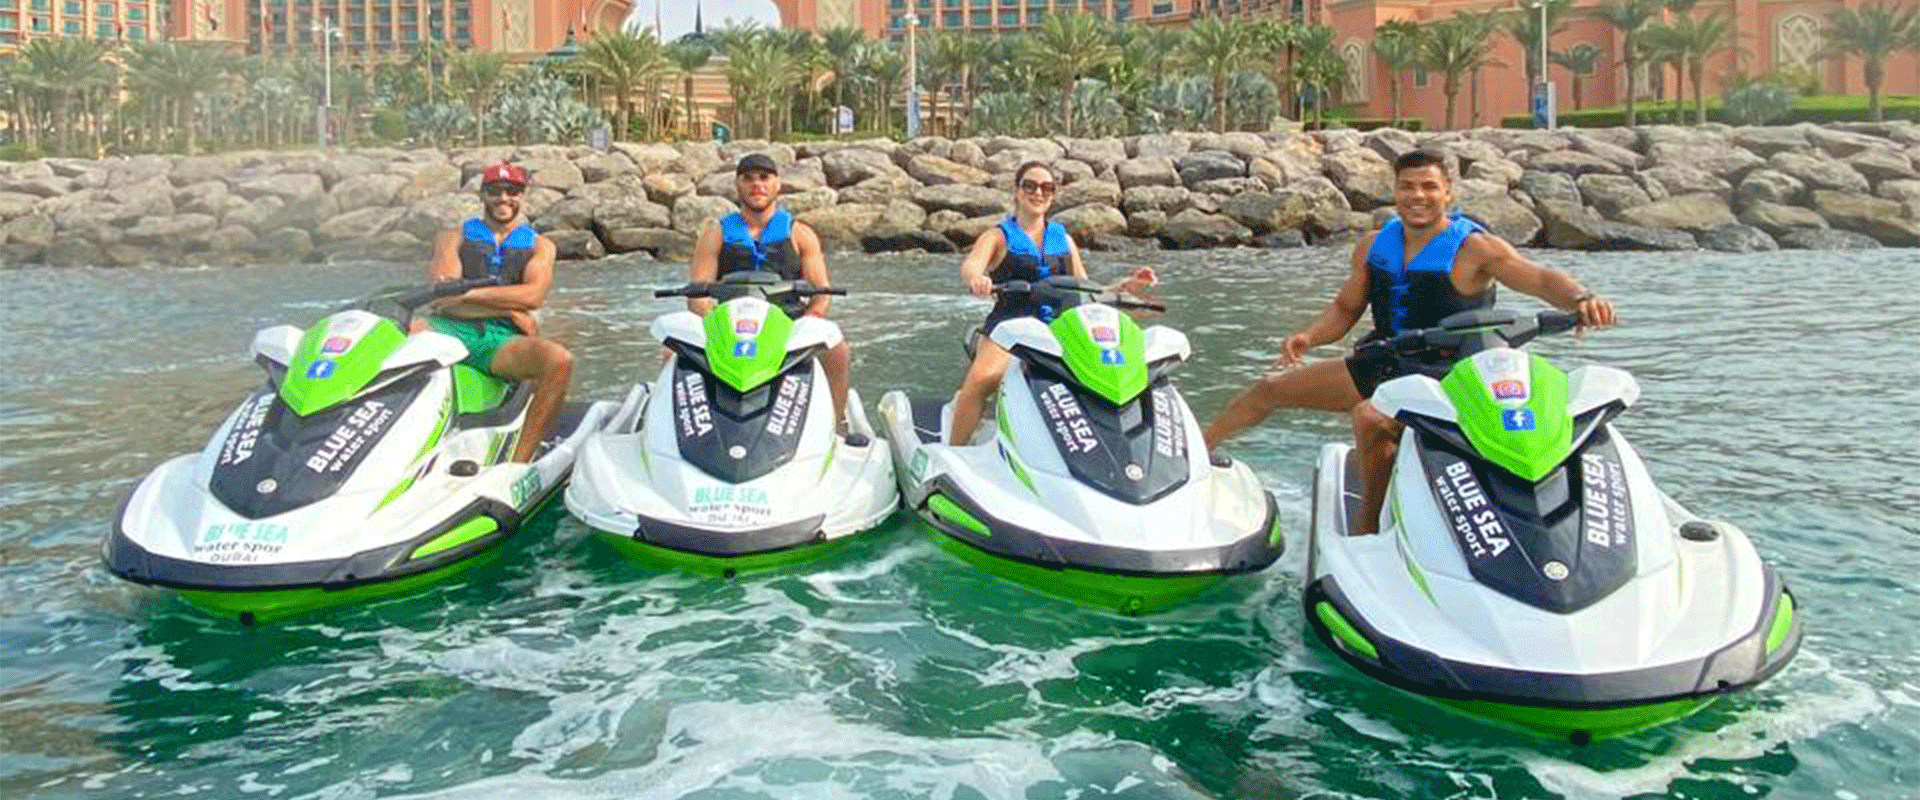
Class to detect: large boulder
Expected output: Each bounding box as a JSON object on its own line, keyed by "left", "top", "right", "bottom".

{"left": 601, "top": 227, "right": 693, "bottom": 259}
{"left": 795, "top": 203, "right": 884, "bottom": 252}
{"left": 396, "top": 163, "right": 462, "bottom": 203}
{"left": 1128, "top": 133, "right": 1190, "bottom": 159}
{"left": 820, "top": 148, "right": 905, "bottom": 187}
{"left": 1734, "top": 169, "right": 1806, "bottom": 208}
{"left": 574, "top": 151, "right": 636, "bottom": 183}
{"left": 1806, "top": 126, "right": 1891, "bottom": 158}
{"left": 1877, "top": 178, "right": 1920, "bottom": 205}
{"left": 721, "top": 140, "right": 800, "bottom": 166}
{"left": 313, "top": 206, "right": 397, "bottom": 244}
{"left": 123, "top": 213, "right": 219, "bottom": 246}
{"left": 1062, "top": 137, "right": 1129, "bottom": 171}
{"left": 614, "top": 142, "right": 691, "bottom": 174}
{"left": 1809, "top": 190, "right": 1920, "bottom": 245}
{"left": 696, "top": 170, "right": 739, "bottom": 201}
{"left": 233, "top": 173, "right": 324, "bottom": 202}
{"left": 545, "top": 228, "right": 605, "bottom": 260}
{"left": 778, "top": 159, "right": 830, "bottom": 193}
{"left": 1219, "top": 191, "right": 1310, "bottom": 235}
{"left": 1768, "top": 151, "right": 1871, "bottom": 193}
{"left": 861, "top": 201, "right": 950, "bottom": 253}
{"left": 1464, "top": 156, "right": 1525, "bottom": 188}
{"left": 906, "top": 154, "right": 990, "bottom": 186}
{"left": 781, "top": 188, "right": 839, "bottom": 216}
{"left": 168, "top": 153, "right": 247, "bottom": 187}
{"left": 1617, "top": 193, "right": 1737, "bottom": 233}
{"left": 1053, "top": 203, "right": 1129, "bottom": 244}
{"left": 1120, "top": 185, "right": 1193, "bottom": 215}
{"left": 935, "top": 213, "right": 1001, "bottom": 248}
{"left": 1192, "top": 177, "right": 1266, "bottom": 196}
{"left": 1576, "top": 174, "right": 1653, "bottom": 218}
{"left": 948, "top": 140, "right": 988, "bottom": 169}
{"left": 1646, "top": 141, "right": 1763, "bottom": 180}
{"left": 1362, "top": 127, "right": 1420, "bottom": 163}
{"left": 260, "top": 194, "right": 342, "bottom": 234}
{"left": 672, "top": 194, "right": 736, "bottom": 234}
{"left": 1175, "top": 150, "right": 1245, "bottom": 187}
{"left": 838, "top": 173, "right": 920, "bottom": 205}
{"left": 592, "top": 194, "right": 673, "bottom": 234}
{"left": 1730, "top": 127, "right": 1811, "bottom": 157}
{"left": 1697, "top": 223, "right": 1778, "bottom": 253}
{"left": 1051, "top": 159, "right": 1096, "bottom": 186}
{"left": 0, "top": 213, "right": 54, "bottom": 248}
{"left": 1738, "top": 201, "right": 1830, "bottom": 236}
{"left": 642, "top": 173, "right": 696, "bottom": 206}
{"left": 395, "top": 194, "right": 472, "bottom": 241}
{"left": 1538, "top": 201, "right": 1696, "bottom": 250}
{"left": 200, "top": 225, "right": 257, "bottom": 255}
{"left": 1322, "top": 148, "right": 1394, "bottom": 209}
{"left": 222, "top": 195, "right": 286, "bottom": 233}
{"left": 108, "top": 178, "right": 178, "bottom": 219}
{"left": 1529, "top": 149, "right": 1623, "bottom": 176}
{"left": 1572, "top": 136, "right": 1645, "bottom": 171}
{"left": 1126, "top": 209, "right": 1168, "bottom": 238}
{"left": 0, "top": 191, "right": 40, "bottom": 219}
{"left": 1846, "top": 148, "right": 1917, "bottom": 184}
{"left": 1457, "top": 191, "right": 1542, "bottom": 246}
{"left": 911, "top": 183, "right": 1006, "bottom": 217}
{"left": 1159, "top": 208, "right": 1250, "bottom": 249}
{"left": 248, "top": 227, "right": 314, "bottom": 261}
{"left": 1516, "top": 170, "right": 1580, "bottom": 206}
{"left": 1778, "top": 228, "right": 1881, "bottom": 249}
{"left": 982, "top": 140, "right": 1065, "bottom": 174}
{"left": 330, "top": 173, "right": 407, "bottom": 214}
{"left": 318, "top": 231, "right": 429, "bottom": 264}
{"left": 1638, "top": 165, "right": 1732, "bottom": 201}
{"left": 1055, "top": 180, "right": 1121, "bottom": 212}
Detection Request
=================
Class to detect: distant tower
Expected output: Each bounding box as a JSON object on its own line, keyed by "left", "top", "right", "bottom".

{"left": 695, "top": 0, "right": 704, "bottom": 36}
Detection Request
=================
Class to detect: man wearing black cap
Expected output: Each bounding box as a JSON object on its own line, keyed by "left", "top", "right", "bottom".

{"left": 419, "top": 160, "right": 575, "bottom": 463}
{"left": 687, "top": 154, "right": 853, "bottom": 430}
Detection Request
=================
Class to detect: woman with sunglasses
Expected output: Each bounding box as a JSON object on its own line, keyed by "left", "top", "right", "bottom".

{"left": 946, "top": 161, "right": 1153, "bottom": 446}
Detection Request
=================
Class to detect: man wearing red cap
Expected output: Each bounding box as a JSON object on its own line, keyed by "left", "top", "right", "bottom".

{"left": 418, "top": 161, "right": 574, "bottom": 463}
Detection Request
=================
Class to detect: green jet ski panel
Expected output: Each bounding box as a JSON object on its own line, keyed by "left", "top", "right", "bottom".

{"left": 452, "top": 364, "right": 510, "bottom": 414}
{"left": 1049, "top": 305, "right": 1148, "bottom": 406}
{"left": 1440, "top": 353, "right": 1572, "bottom": 483}
{"left": 703, "top": 301, "right": 796, "bottom": 393}
{"left": 280, "top": 316, "right": 407, "bottom": 417}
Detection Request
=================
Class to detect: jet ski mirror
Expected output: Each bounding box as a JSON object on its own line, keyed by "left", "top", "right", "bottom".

{"left": 654, "top": 272, "right": 847, "bottom": 304}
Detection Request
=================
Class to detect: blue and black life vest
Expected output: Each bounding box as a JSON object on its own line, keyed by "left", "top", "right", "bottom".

{"left": 457, "top": 217, "right": 537, "bottom": 284}
{"left": 988, "top": 216, "right": 1074, "bottom": 323}
{"left": 717, "top": 209, "right": 806, "bottom": 317}
{"left": 1362, "top": 213, "right": 1495, "bottom": 339}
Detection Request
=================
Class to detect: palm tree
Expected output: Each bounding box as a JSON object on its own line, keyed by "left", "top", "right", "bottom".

{"left": 819, "top": 25, "right": 865, "bottom": 134}
{"left": 1504, "top": 0, "right": 1574, "bottom": 100}
{"left": 862, "top": 43, "right": 904, "bottom": 136}
{"left": 953, "top": 34, "right": 998, "bottom": 136}
{"left": 124, "top": 42, "right": 231, "bottom": 155}
{"left": 447, "top": 50, "right": 510, "bottom": 145}
{"left": 1251, "top": 18, "right": 1304, "bottom": 123}
{"left": 1184, "top": 15, "right": 1255, "bottom": 132}
{"left": 1372, "top": 20, "right": 1424, "bottom": 127}
{"left": 17, "top": 38, "right": 113, "bottom": 156}
{"left": 578, "top": 30, "right": 666, "bottom": 142}
{"left": 666, "top": 40, "right": 712, "bottom": 140}
{"left": 1592, "top": 0, "right": 1662, "bottom": 126}
{"left": 923, "top": 31, "right": 968, "bottom": 137}
{"left": 1421, "top": 13, "right": 1498, "bottom": 130}
{"left": 1291, "top": 24, "right": 1347, "bottom": 129}
{"left": 1549, "top": 45, "right": 1600, "bottom": 110}
{"left": 1822, "top": 2, "right": 1920, "bottom": 122}
{"left": 1022, "top": 12, "right": 1117, "bottom": 136}
{"left": 1642, "top": 10, "right": 1736, "bottom": 124}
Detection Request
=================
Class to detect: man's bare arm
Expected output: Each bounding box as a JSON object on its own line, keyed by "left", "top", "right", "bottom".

{"left": 687, "top": 224, "right": 722, "bottom": 316}
{"left": 1466, "top": 234, "right": 1617, "bottom": 327}
{"left": 1297, "top": 232, "right": 1374, "bottom": 348}
{"left": 793, "top": 222, "right": 831, "bottom": 318}
{"left": 442, "top": 235, "right": 557, "bottom": 315}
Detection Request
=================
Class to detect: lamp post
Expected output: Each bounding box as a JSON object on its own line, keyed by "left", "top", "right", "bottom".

{"left": 314, "top": 15, "right": 339, "bottom": 147}
{"left": 904, "top": 13, "right": 920, "bottom": 139}
{"left": 1530, "top": 0, "right": 1555, "bottom": 130}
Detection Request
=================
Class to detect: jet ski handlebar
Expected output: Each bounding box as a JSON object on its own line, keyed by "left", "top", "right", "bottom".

{"left": 993, "top": 276, "right": 1164, "bottom": 313}
{"left": 654, "top": 281, "right": 845, "bottom": 301}
{"left": 393, "top": 276, "right": 504, "bottom": 309}
{"left": 1364, "top": 309, "right": 1588, "bottom": 357}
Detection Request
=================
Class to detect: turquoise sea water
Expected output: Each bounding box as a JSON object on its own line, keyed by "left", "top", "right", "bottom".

{"left": 1, "top": 246, "right": 1915, "bottom": 799}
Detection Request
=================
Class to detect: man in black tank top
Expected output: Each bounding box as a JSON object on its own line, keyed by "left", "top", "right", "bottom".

{"left": 419, "top": 161, "right": 575, "bottom": 464}
{"left": 687, "top": 154, "right": 853, "bottom": 428}
{"left": 1202, "top": 150, "right": 1617, "bottom": 534}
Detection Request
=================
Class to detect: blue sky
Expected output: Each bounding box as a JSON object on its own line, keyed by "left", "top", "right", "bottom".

{"left": 628, "top": 0, "right": 782, "bottom": 39}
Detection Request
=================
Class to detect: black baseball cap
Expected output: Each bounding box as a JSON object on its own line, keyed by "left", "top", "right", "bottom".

{"left": 735, "top": 154, "right": 780, "bottom": 176}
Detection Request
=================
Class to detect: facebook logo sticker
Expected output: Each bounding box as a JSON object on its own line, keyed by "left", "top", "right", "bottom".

{"left": 1100, "top": 349, "right": 1125, "bottom": 365}
{"left": 732, "top": 341, "right": 757, "bottom": 358}
{"left": 1502, "top": 408, "right": 1535, "bottom": 431}
{"left": 306, "top": 360, "right": 336, "bottom": 379}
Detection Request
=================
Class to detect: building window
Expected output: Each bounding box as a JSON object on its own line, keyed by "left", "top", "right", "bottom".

{"left": 93, "top": 1, "right": 107, "bottom": 15}
{"left": 28, "top": 0, "right": 45, "bottom": 10}
{"left": 0, "top": 0, "right": 14, "bottom": 10}
{"left": 128, "top": 22, "right": 142, "bottom": 37}
{"left": 889, "top": 0, "right": 903, "bottom": 8}
{"left": 970, "top": 8, "right": 987, "bottom": 25}
{"left": 403, "top": 26, "right": 416, "bottom": 39}
{"left": 1115, "top": 0, "right": 1131, "bottom": 19}
{"left": 0, "top": 15, "right": 13, "bottom": 28}
{"left": 61, "top": 0, "right": 76, "bottom": 13}
{"left": 1412, "top": 64, "right": 1428, "bottom": 88}
{"left": 942, "top": 10, "right": 959, "bottom": 26}
{"left": 127, "top": 6, "right": 143, "bottom": 18}
{"left": 999, "top": 9, "right": 1016, "bottom": 24}
{"left": 1567, "top": 42, "right": 1600, "bottom": 76}
{"left": 62, "top": 17, "right": 77, "bottom": 32}
{"left": 915, "top": 0, "right": 930, "bottom": 9}
{"left": 95, "top": 20, "right": 111, "bottom": 36}
{"left": 1152, "top": 2, "right": 1172, "bottom": 15}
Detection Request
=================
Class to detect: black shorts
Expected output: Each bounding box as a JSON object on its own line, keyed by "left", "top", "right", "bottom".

{"left": 1345, "top": 345, "right": 1457, "bottom": 398}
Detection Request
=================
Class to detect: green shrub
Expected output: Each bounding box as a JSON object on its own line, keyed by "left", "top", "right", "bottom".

{"left": 1724, "top": 82, "right": 1797, "bottom": 126}
{"left": 1342, "top": 118, "right": 1426, "bottom": 132}
{"left": 370, "top": 108, "right": 408, "bottom": 143}
{"left": 0, "top": 142, "right": 43, "bottom": 162}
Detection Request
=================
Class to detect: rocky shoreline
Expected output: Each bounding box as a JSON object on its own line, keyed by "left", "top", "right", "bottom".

{"left": 2, "top": 122, "right": 1917, "bottom": 268}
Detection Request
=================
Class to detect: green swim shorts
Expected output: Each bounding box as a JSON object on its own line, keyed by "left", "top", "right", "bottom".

{"left": 425, "top": 316, "right": 521, "bottom": 373}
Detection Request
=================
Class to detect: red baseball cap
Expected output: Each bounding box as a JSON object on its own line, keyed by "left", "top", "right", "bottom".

{"left": 481, "top": 162, "right": 529, "bottom": 187}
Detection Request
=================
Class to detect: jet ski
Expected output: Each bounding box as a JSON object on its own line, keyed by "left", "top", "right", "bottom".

{"left": 564, "top": 271, "right": 898, "bottom": 575}
{"left": 1303, "top": 308, "right": 1802, "bottom": 743}
{"left": 879, "top": 276, "right": 1283, "bottom": 615}
{"left": 103, "top": 277, "right": 616, "bottom": 623}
